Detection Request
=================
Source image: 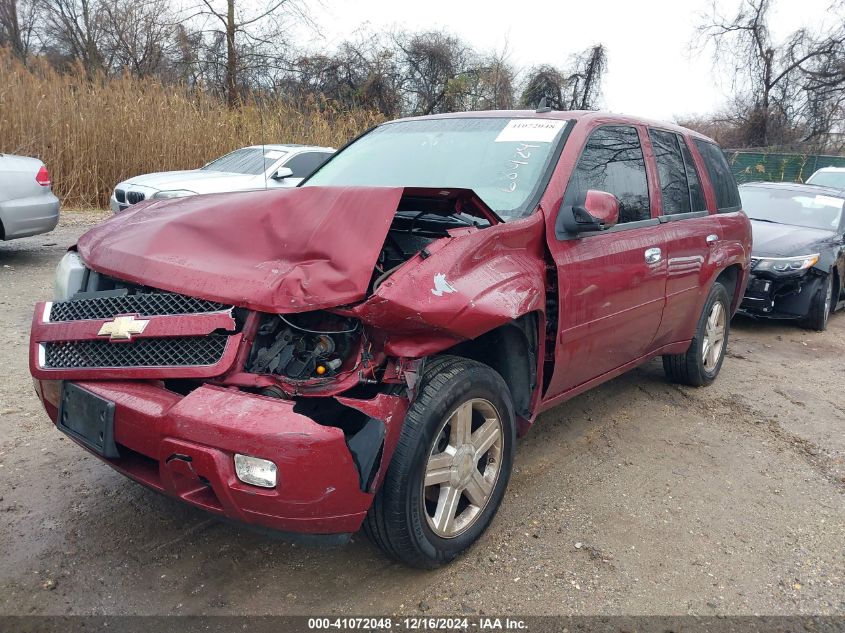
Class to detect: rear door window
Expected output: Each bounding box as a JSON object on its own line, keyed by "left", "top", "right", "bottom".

{"left": 564, "top": 125, "right": 651, "bottom": 224}
{"left": 679, "top": 138, "right": 707, "bottom": 212}
{"left": 649, "top": 129, "right": 709, "bottom": 215}
{"left": 649, "top": 129, "right": 691, "bottom": 215}
{"left": 693, "top": 140, "right": 741, "bottom": 211}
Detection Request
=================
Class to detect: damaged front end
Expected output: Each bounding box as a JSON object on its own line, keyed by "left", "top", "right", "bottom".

{"left": 740, "top": 254, "right": 826, "bottom": 319}
{"left": 30, "top": 185, "right": 545, "bottom": 538}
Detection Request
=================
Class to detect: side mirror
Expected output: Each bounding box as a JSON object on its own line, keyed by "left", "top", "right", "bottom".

{"left": 271, "top": 167, "right": 293, "bottom": 181}
{"left": 556, "top": 190, "right": 620, "bottom": 236}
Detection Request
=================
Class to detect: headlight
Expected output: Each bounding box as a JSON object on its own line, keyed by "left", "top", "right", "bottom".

{"left": 53, "top": 251, "right": 86, "bottom": 301}
{"left": 752, "top": 254, "right": 820, "bottom": 275}
{"left": 152, "top": 189, "right": 197, "bottom": 199}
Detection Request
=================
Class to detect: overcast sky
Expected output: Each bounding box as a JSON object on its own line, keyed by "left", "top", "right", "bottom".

{"left": 296, "top": 0, "right": 837, "bottom": 121}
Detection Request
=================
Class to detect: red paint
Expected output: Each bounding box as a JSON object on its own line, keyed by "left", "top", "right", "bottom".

{"left": 582, "top": 190, "right": 620, "bottom": 227}
{"left": 29, "top": 110, "right": 751, "bottom": 538}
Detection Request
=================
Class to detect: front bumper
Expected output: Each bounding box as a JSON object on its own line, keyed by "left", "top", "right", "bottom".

{"left": 35, "top": 379, "right": 402, "bottom": 535}
{"left": 739, "top": 272, "right": 824, "bottom": 319}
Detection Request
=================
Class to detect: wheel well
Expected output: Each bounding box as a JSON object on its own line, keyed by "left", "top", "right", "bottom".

{"left": 440, "top": 313, "right": 539, "bottom": 419}
{"left": 715, "top": 264, "right": 741, "bottom": 312}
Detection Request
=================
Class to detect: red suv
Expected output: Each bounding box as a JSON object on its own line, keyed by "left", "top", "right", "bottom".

{"left": 30, "top": 111, "right": 751, "bottom": 568}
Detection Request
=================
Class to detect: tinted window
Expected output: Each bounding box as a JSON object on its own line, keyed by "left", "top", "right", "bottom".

{"left": 284, "top": 152, "right": 333, "bottom": 178}
{"left": 694, "top": 140, "right": 741, "bottom": 211}
{"left": 649, "top": 129, "right": 691, "bottom": 215}
{"left": 679, "top": 138, "right": 707, "bottom": 211}
{"left": 564, "top": 126, "right": 651, "bottom": 224}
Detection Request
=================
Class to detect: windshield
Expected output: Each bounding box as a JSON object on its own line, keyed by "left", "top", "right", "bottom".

{"left": 806, "top": 171, "right": 845, "bottom": 189}
{"left": 740, "top": 186, "right": 843, "bottom": 231}
{"left": 305, "top": 117, "right": 570, "bottom": 220}
{"left": 201, "top": 147, "right": 286, "bottom": 175}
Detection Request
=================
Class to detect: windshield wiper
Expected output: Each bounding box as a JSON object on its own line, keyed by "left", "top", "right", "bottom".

{"left": 749, "top": 218, "right": 783, "bottom": 224}
{"left": 402, "top": 211, "right": 479, "bottom": 227}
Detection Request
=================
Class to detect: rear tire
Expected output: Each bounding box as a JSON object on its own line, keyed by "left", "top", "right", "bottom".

{"left": 363, "top": 355, "right": 516, "bottom": 568}
{"left": 663, "top": 281, "right": 730, "bottom": 387}
{"left": 803, "top": 273, "right": 833, "bottom": 332}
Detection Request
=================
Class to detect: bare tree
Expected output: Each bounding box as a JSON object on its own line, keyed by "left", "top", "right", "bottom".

{"left": 463, "top": 44, "right": 516, "bottom": 111}
{"left": 0, "top": 0, "right": 37, "bottom": 59}
{"left": 566, "top": 44, "right": 606, "bottom": 110}
{"left": 190, "top": 0, "right": 307, "bottom": 106}
{"left": 100, "top": 0, "right": 175, "bottom": 78}
{"left": 393, "top": 30, "right": 477, "bottom": 115}
{"left": 698, "top": 0, "right": 845, "bottom": 148}
{"left": 520, "top": 44, "right": 607, "bottom": 110}
{"left": 39, "top": 0, "right": 110, "bottom": 76}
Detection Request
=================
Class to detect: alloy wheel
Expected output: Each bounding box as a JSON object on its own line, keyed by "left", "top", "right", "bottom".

{"left": 702, "top": 300, "right": 726, "bottom": 371}
{"left": 422, "top": 398, "right": 504, "bottom": 538}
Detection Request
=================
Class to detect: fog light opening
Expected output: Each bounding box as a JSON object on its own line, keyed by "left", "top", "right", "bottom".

{"left": 234, "top": 454, "right": 277, "bottom": 488}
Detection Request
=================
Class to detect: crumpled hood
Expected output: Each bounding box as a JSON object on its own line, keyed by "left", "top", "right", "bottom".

{"left": 77, "top": 187, "right": 405, "bottom": 312}
{"left": 750, "top": 220, "right": 835, "bottom": 257}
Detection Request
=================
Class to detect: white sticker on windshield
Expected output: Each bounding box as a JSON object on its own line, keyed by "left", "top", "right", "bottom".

{"left": 264, "top": 150, "right": 285, "bottom": 159}
{"left": 814, "top": 195, "right": 844, "bottom": 209}
{"left": 495, "top": 119, "right": 566, "bottom": 143}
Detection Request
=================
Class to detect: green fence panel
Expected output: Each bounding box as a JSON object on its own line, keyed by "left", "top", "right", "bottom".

{"left": 725, "top": 151, "right": 845, "bottom": 184}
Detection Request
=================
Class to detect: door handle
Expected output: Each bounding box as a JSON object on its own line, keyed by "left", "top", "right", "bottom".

{"left": 706, "top": 234, "right": 719, "bottom": 245}
{"left": 644, "top": 247, "right": 662, "bottom": 264}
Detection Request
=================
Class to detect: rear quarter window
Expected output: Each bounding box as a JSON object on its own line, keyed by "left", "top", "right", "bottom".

{"left": 693, "top": 140, "right": 741, "bottom": 212}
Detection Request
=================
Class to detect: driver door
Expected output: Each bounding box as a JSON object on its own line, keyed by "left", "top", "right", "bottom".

{"left": 544, "top": 125, "right": 667, "bottom": 398}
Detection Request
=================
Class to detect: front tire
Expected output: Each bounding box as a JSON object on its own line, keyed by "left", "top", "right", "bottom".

{"left": 363, "top": 356, "right": 516, "bottom": 568}
{"left": 803, "top": 273, "right": 833, "bottom": 332}
{"left": 663, "top": 281, "right": 731, "bottom": 387}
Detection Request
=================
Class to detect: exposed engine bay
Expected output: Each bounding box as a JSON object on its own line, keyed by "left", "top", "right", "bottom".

{"left": 371, "top": 195, "right": 489, "bottom": 292}
{"left": 246, "top": 311, "right": 360, "bottom": 380}
{"left": 247, "top": 197, "right": 491, "bottom": 381}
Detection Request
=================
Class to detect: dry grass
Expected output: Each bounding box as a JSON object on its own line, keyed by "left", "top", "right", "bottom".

{"left": 0, "top": 52, "right": 383, "bottom": 208}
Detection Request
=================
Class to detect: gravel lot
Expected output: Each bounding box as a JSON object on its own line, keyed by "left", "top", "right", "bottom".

{"left": 1, "top": 211, "right": 843, "bottom": 616}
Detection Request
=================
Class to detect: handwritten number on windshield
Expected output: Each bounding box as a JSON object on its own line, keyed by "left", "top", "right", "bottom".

{"left": 500, "top": 143, "right": 540, "bottom": 193}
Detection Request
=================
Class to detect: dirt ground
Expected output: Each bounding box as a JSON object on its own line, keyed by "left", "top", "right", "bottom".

{"left": 0, "top": 211, "right": 843, "bottom": 617}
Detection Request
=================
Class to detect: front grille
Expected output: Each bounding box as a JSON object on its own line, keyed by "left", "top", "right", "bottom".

{"left": 50, "top": 292, "right": 229, "bottom": 322}
{"left": 44, "top": 336, "right": 228, "bottom": 369}
{"left": 126, "top": 191, "right": 145, "bottom": 205}
{"left": 115, "top": 189, "right": 126, "bottom": 203}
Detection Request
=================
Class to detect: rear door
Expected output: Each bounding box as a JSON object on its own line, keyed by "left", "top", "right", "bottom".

{"left": 647, "top": 130, "right": 718, "bottom": 346}
{"left": 544, "top": 124, "right": 667, "bottom": 397}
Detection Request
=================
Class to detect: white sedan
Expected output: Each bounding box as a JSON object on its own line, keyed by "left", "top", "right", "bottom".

{"left": 110, "top": 144, "right": 335, "bottom": 213}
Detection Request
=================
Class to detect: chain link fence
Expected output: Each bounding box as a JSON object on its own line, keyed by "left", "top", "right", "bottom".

{"left": 725, "top": 150, "right": 845, "bottom": 184}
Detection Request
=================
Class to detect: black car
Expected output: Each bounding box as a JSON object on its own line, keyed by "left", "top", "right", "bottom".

{"left": 739, "top": 182, "right": 845, "bottom": 331}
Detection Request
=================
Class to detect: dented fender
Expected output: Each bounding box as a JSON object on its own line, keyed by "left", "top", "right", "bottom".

{"left": 347, "top": 213, "right": 548, "bottom": 357}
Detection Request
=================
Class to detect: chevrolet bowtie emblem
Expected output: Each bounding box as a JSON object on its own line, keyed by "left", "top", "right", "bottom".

{"left": 97, "top": 315, "right": 150, "bottom": 341}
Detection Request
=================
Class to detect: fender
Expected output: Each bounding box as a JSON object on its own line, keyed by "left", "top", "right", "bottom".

{"left": 345, "top": 212, "right": 548, "bottom": 358}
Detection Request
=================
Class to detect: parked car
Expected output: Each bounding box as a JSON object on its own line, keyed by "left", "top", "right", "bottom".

{"left": 806, "top": 166, "right": 845, "bottom": 189}
{"left": 738, "top": 181, "right": 844, "bottom": 330}
{"left": 0, "top": 153, "right": 59, "bottom": 240}
{"left": 110, "top": 144, "right": 335, "bottom": 212}
{"left": 30, "top": 111, "right": 750, "bottom": 568}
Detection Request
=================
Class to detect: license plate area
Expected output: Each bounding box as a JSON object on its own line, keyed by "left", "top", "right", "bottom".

{"left": 58, "top": 383, "right": 119, "bottom": 458}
